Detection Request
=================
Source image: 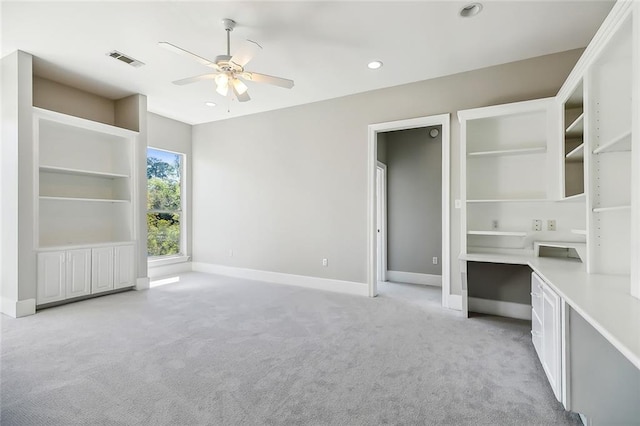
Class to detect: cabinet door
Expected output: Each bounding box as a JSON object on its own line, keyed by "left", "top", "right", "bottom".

{"left": 542, "top": 285, "right": 561, "bottom": 401}
{"left": 66, "top": 249, "right": 92, "bottom": 298}
{"left": 114, "top": 244, "right": 135, "bottom": 289}
{"left": 91, "top": 247, "right": 114, "bottom": 294}
{"left": 37, "top": 251, "right": 66, "bottom": 304}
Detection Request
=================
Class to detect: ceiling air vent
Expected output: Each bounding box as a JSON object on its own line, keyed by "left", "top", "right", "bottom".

{"left": 107, "top": 50, "right": 145, "bottom": 68}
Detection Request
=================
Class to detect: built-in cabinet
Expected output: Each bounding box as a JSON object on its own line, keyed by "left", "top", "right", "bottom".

{"left": 531, "top": 272, "right": 562, "bottom": 402}
{"left": 37, "top": 244, "right": 134, "bottom": 305}
{"left": 33, "top": 107, "right": 139, "bottom": 306}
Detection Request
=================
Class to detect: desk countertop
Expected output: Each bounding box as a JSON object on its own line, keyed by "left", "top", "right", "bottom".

{"left": 461, "top": 253, "right": 640, "bottom": 370}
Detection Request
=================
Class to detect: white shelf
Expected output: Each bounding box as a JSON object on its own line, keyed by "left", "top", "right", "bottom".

{"left": 565, "top": 143, "right": 584, "bottom": 160}
{"left": 592, "top": 205, "right": 631, "bottom": 213}
{"left": 39, "top": 196, "right": 130, "bottom": 203}
{"left": 571, "top": 229, "right": 587, "bottom": 235}
{"left": 565, "top": 113, "right": 584, "bottom": 136}
{"left": 40, "top": 165, "right": 129, "bottom": 179}
{"left": 467, "top": 146, "right": 546, "bottom": 157}
{"left": 559, "top": 193, "right": 585, "bottom": 202}
{"left": 467, "top": 198, "right": 547, "bottom": 203}
{"left": 593, "top": 130, "right": 632, "bottom": 154}
{"left": 467, "top": 230, "right": 527, "bottom": 237}
{"left": 33, "top": 106, "right": 138, "bottom": 138}
{"left": 38, "top": 241, "right": 135, "bottom": 251}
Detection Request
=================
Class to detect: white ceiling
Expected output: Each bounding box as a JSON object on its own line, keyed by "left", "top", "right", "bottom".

{"left": 2, "top": 1, "right": 614, "bottom": 125}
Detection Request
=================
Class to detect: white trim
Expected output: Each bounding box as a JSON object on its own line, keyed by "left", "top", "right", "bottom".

{"left": 135, "top": 277, "right": 150, "bottom": 291}
{"left": 1, "top": 298, "right": 36, "bottom": 318}
{"left": 386, "top": 270, "right": 442, "bottom": 287}
{"left": 376, "top": 162, "right": 387, "bottom": 283}
{"left": 192, "top": 262, "right": 368, "bottom": 297}
{"left": 148, "top": 255, "right": 190, "bottom": 268}
{"left": 468, "top": 297, "right": 532, "bottom": 321}
{"left": 448, "top": 294, "right": 462, "bottom": 311}
{"left": 367, "top": 114, "right": 451, "bottom": 307}
{"left": 148, "top": 261, "right": 192, "bottom": 279}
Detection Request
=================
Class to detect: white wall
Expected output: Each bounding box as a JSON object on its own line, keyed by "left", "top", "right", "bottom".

{"left": 191, "top": 49, "right": 583, "bottom": 295}
{"left": 147, "top": 112, "right": 193, "bottom": 258}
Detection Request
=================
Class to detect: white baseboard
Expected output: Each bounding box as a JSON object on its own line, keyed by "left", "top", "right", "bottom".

{"left": 135, "top": 277, "right": 150, "bottom": 291}
{"left": 386, "top": 270, "right": 442, "bottom": 287}
{"left": 448, "top": 294, "right": 462, "bottom": 311}
{"left": 192, "top": 262, "right": 368, "bottom": 297}
{"left": 468, "top": 297, "right": 532, "bottom": 320}
{"left": 1, "top": 297, "right": 36, "bottom": 318}
{"left": 148, "top": 261, "right": 192, "bottom": 279}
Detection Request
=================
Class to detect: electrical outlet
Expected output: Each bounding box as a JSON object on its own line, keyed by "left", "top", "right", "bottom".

{"left": 322, "top": 258, "right": 328, "bottom": 267}
{"left": 533, "top": 219, "right": 542, "bottom": 231}
{"left": 491, "top": 220, "right": 498, "bottom": 230}
{"left": 547, "top": 219, "right": 556, "bottom": 231}
{"left": 228, "top": 249, "right": 233, "bottom": 257}
{"left": 432, "top": 257, "right": 438, "bottom": 265}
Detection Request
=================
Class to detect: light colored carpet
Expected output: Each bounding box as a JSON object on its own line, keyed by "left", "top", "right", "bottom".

{"left": 1, "top": 272, "right": 580, "bottom": 425}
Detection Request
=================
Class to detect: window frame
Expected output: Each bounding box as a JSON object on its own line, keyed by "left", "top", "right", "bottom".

{"left": 146, "top": 147, "right": 186, "bottom": 260}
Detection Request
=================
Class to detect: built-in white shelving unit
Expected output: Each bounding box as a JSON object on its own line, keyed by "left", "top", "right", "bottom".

{"left": 34, "top": 107, "right": 137, "bottom": 249}
{"left": 587, "top": 15, "right": 633, "bottom": 277}
{"left": 459, "top": 98, "right": 586, "bottom": 257}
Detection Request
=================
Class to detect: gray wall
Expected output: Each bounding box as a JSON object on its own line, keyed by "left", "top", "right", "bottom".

{"left": 467, "top": 262, "right": 531, "bottom": 304}
{"left": 147, "top": 113, "right": 193, "bottom": 259}
{"left": 192, "top": 49, "right": 584, "bottom": 294}
{"left": 385, "top": 127, "right": 442, "bottom": 276}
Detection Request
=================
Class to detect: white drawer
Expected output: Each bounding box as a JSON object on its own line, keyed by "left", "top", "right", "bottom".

{"left": 531, "top": 273, "right": 544, "bottom": 319}
{"left": 531, "top": 310, "right": 543, "bottom": 359}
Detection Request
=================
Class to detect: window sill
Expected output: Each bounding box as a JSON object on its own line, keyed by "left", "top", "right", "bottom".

{"left": 148, "top": 255, "right": 190, "bottom": 268}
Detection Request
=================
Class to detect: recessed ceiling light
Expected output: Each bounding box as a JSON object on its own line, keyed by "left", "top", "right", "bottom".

{"left": 460, "top": 3, "right": 483, "bottom": 17}
{"left": 205, "top": 101, "right": 217, "bottom": 107}
{"left": 368, "top": 61, "right": 383, "bottom": 70}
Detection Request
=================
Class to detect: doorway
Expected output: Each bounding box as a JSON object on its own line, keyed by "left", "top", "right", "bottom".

{"left": 367, "top": 114, "right": 451, "bottom": 308}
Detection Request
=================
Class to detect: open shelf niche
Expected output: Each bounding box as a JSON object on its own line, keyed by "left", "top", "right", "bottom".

{"left": 563, "top": 81, "right": 585, "bottom": 199}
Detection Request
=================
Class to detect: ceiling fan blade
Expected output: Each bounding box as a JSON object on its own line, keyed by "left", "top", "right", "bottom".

{"left": 172, "top": 73, "right": 217, "bottom": 86}
{"left": 159, "top": 42, "right": 218, "bottom": 69}
{"left": 230, "top": 40, "right": 262, "bottom": 67}
{"left": 242, "top": 72, "right": 294, "bottom": 89}
{"left": 233, "top": 85, "right": 251, "bottom": 102}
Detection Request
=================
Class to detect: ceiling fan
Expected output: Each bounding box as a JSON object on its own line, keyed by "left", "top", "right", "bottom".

{"left": 159, "top": 18, "right": 294, "bottom": 102}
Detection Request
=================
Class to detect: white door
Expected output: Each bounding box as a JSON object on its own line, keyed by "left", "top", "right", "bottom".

{"left": 66, "top": 249, "right": 92, "bottom": 298}
{"left": 114, "top": 244, "right": 135, "bottom": 289}
{"left": 376, "top": 164, "right": 387, "bottom": 282}
{"left": 92, "top": 247, "right": 114, "bottom": 294}
{"left": 37, "top": 251, "right": 66, "bottom": 304}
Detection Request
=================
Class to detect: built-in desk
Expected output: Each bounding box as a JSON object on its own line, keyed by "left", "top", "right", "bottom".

{"left": 460, "top": 253, "right": 640, "bottom": 424}
{"left": 461, "top": 252, "right": 640, "bottom": 370}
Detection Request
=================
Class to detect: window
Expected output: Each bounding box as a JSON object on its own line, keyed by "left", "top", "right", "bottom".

{"left": 147, "top": 147, "right": 184, "bottom": 257}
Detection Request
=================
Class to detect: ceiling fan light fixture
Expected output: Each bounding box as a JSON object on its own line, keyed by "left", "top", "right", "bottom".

{"left": 460, "top": 3, "right": 483, "bottom": 17}
{"left": 232, "top": 78, "right": 248, "bottom": 95}
{"left": 205, "top": 101, "right": 217, "bottom": 107}
{"left": 367, "top": 60, "right": 383, "bottom": 70}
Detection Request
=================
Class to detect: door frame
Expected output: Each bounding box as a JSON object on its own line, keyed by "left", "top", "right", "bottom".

{"left": 367, "top": 114, "right": 451, "bottom": 308}
{"left": 376, "top": 162, "right": 387, "bottom": 283}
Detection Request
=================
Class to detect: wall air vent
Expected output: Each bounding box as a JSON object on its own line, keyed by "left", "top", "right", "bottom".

{"left": 107, "top": 50, "right": 145, "bottom": 68}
